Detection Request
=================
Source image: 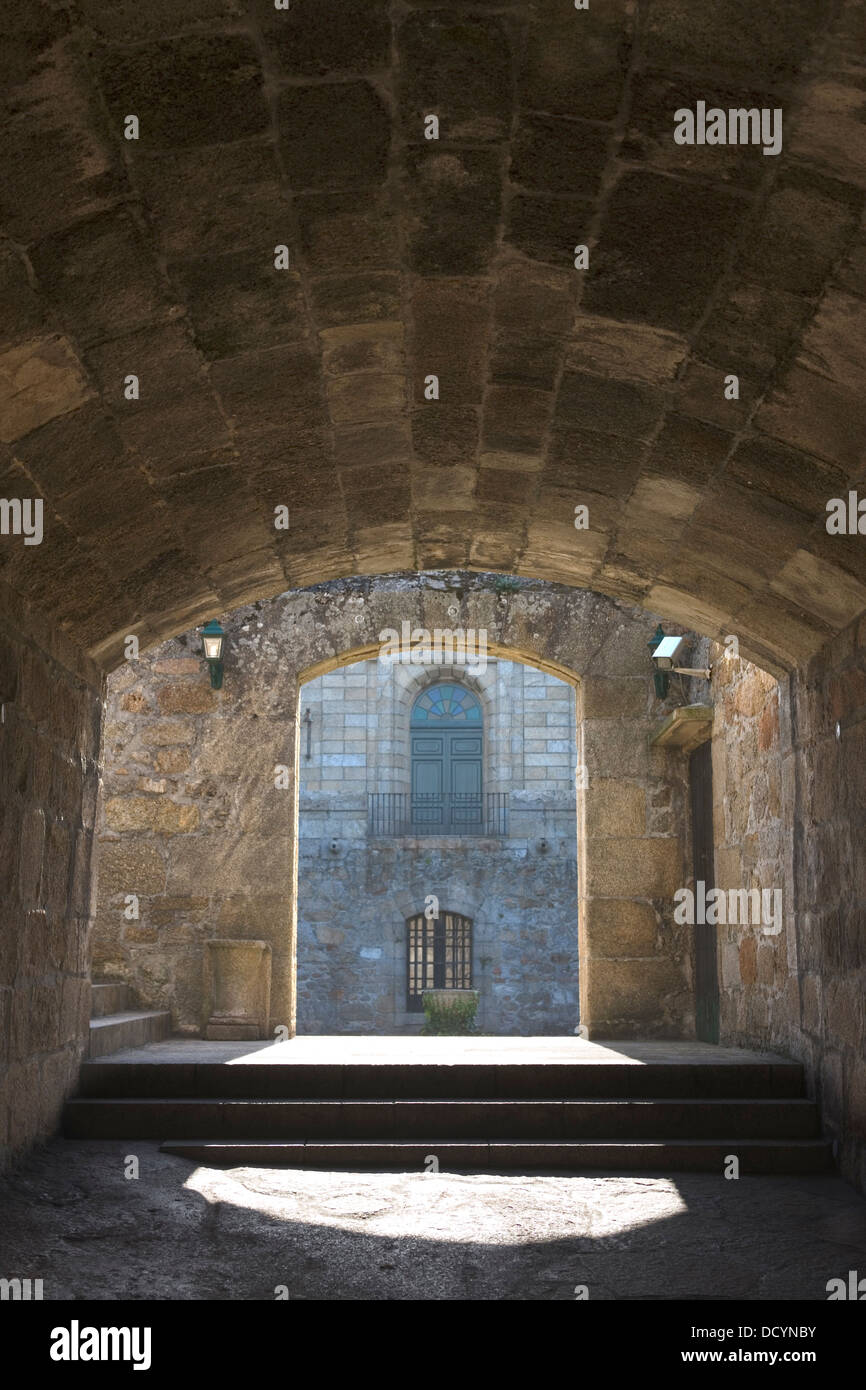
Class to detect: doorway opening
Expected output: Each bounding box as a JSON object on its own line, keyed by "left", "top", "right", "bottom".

{"left": 295, "top": 648, "right": 579, "bottom": 1036}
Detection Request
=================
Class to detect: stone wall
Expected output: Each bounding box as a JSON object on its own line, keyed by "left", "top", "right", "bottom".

{"left": 706, "top": 644, "right": 793, "bottom": 1046}
{"left": 0, "top": 580, "right": 102, "bottom": 1172}
{"left": 707, "top": 622, "right": 866, "bottom": 1192}
{"left": 298, "top": 842, "right": 579, "bottom": 1036}
{"left": 93, "top": 573, "right": 695, "bottom": 1039}
{"left": 791, "top": 620, "right": 866, "bottom": 1192}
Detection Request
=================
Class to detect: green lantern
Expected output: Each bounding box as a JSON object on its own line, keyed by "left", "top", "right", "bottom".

{"left": 200, "top": 620, "right": 226, "bottom": 690}
{"left": 648, "top": 623, "right": 669, "bottom": 699}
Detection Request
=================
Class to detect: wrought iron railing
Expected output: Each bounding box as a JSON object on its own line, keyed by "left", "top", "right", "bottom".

{"left": 370, "top": 792, "right": 508, "bottom": 837}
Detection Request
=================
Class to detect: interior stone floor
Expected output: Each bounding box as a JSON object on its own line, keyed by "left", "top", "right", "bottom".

{"left": 5, "top": 1038, "right": 862, "bottom": 1299}
{"left": 1, "top": 1138, "right": 865, "bottom": 1300}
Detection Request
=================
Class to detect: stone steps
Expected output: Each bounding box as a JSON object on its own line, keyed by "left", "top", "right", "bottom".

{"left": 87, "top": 1010, "right": 171, "bottom": 1060}
{"left": 90, "top": 982, "right": 131, "bottom": 1018}
{"left": 64, "top": 1045, "right": 831, "bottom": 1171}
{"left": 156, "top": 1138, "right": 833, "bottom": 1173}
{"left": 87, "top": 981, "right": 171, "bottom": 1059}
{"left": 63, "top": 1095, "right": 822, "bottom": 1141}
{"left": 76, "top": 1058, "right": 806, "bottom": 1100}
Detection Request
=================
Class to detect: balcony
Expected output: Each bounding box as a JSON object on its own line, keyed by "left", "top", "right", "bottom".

{"left": 370, "top": 792, "right": 508, "bottom": 838}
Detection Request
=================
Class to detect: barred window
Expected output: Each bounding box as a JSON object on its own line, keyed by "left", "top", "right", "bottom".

{"left": 406, "top": 910, "right": 472, "bottom": 1011}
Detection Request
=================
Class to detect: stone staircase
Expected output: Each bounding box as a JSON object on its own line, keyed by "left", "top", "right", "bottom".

{"left": 88, "top": 982, "right": 171, "bottom": 1060}
{"left": 64, "top": 1047, "right": 832, "bottom": 1171}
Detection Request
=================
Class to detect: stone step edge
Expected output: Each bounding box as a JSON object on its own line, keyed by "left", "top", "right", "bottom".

{"left": 158, "top": 1138, "right": 831, "bottom": 1149}
{"left": 66, "top": 1096, "right": 820, "bottom": 1107}
{"left": 156, "top": 1138, "right": 834, "bottom": 1170}
{"left": 87, "top": 1013, "right": 173, "bottom": 1060}
{"left": 89, "top": 1011, "right": 172, "bottom": 1029}
{"left": 89, "top": 983, "right": 133, "bottom": 1019}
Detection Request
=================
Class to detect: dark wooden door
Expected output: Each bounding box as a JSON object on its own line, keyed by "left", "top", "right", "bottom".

{"left": 690, "top": 739, "right": 719, "bottom": 1043}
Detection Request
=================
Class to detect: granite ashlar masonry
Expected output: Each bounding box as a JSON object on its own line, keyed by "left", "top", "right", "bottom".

{"left": 704, "top": 620, "right": 866, "bottom": 1193}
{"left": 0, "top": 577, "right": 102, "bottom": 1170}
{"left": 0, "top": 1, "right": 863, "bottom": 678}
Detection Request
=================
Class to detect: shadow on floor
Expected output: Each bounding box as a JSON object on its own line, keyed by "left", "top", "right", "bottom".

{"left": 1, "top": 1139, "right": 865, "bottom": 1300}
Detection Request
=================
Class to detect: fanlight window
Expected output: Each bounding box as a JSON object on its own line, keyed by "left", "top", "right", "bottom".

{"left": 411, "top": 684, "right": 481, "bottom": 723}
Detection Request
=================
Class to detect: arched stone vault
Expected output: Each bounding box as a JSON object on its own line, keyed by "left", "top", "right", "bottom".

{"left": 1, "top": 0, "right": 866, "bottom": 676}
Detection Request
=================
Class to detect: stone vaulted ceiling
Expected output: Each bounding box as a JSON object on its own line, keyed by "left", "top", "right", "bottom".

{"left": 1, "top": 0, "right": 866, "bottom": 672}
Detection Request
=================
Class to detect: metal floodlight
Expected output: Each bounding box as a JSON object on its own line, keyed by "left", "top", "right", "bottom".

{"left": 649, "top": 625, "right": 712, "bottom": 698}
{"left": 651, "top": 633, "right": 686, "bottom": 670}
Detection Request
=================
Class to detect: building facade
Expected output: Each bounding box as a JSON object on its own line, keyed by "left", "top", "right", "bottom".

{"left": 297, "top": 651, "right": 579, "bottom": 1034}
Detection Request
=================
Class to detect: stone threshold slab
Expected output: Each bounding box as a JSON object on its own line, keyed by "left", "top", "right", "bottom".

{"left": 85, "top": 1037, "right": 798, "bottom": 1068}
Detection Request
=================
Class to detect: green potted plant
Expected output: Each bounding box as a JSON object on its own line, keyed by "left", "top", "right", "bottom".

{"left": 421, "top": 988, "right": 480, "bottom": 1035}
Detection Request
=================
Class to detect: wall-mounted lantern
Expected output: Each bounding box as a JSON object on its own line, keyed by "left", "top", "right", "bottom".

{"left": 200, "top": 620, "right": 226, "bottom": 689}
{"left": 649, "top": 624, "right": 671, "bottom": 698}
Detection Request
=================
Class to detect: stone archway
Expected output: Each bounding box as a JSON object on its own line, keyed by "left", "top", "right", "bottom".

{"left": 93, "top": 574, "right": 696, "bottom": 1041}
{"left": 2, "top": 0, "right": 865, "bottom": 1189}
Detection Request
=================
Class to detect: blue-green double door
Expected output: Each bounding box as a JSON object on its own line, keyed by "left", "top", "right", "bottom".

{"left": 411, "top": 728, "right": 482, "bottom": 830}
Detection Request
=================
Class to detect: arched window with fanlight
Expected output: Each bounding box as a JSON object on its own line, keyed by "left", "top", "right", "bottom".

{"left": 410, "top": 683, "right": 482, "bottom": 832}
{"left": 407, "top": 909, "right": 472, "bottom": 1011}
